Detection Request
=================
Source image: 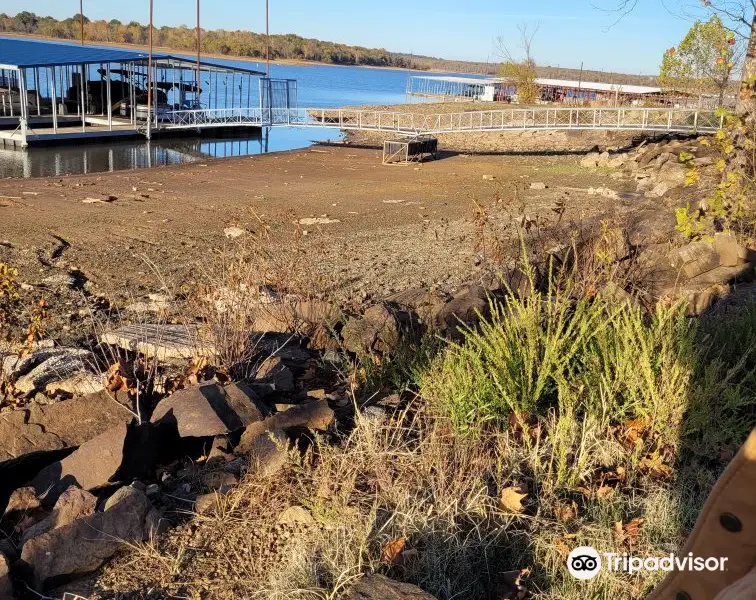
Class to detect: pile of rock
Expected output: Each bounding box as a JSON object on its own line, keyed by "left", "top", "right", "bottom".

{"left": 0, "top": 331, "right": 344, "bottom": 598}
{"left": 580, "top": 136, "right": 718, "bottom": 199}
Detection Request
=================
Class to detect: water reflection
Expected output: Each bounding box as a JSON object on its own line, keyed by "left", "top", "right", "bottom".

{"left": 0, "top": 126, "right": 339, "bottom": 178}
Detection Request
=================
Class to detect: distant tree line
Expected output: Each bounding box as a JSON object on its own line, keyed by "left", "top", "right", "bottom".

{"left": 0, "top": 11, "right": 429, "bottom": 69}
{"left": 0, "top": 11, "right": 663, "bottom": 85}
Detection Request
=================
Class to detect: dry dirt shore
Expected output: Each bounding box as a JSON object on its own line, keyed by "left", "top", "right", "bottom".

{"left": 0, "top": 145, "right": 645, "bottom": 337}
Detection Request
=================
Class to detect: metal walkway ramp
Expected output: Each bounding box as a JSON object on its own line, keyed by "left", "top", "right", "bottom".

{"left": 162, "top": 106, "right": 723, "bottom": 135}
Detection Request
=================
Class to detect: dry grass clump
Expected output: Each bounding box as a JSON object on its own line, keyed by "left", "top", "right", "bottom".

{"left": 95, "top": 412, "right": 520, "bottom": 600}
{"left": 187, "top": 221, "right": 335, "bottom": 377}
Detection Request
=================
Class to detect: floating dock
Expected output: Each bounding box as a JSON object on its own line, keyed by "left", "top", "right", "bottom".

{"left": 0, "top": 37, "right": 296, "bottom": 147}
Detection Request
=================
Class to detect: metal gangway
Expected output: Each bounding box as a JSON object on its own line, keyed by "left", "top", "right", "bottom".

{"left": 162, "top": 106, "right": 723, "bottom": 135}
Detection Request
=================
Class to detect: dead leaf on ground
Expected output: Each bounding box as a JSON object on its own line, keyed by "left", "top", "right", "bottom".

{"left": 500, "top": 486, "right": 528, "bottom": 514}
{"left": 640, "top": 454, "right": 673, "bottom": 480}
{"left": 555, "top": 500, "right": 578, "bottom": 523}
{"left": 596, "top": 485, "right": 615, "bottom": 500}
{"left": 622, "top": 417, "right": 650, "bottom": 445}
{"left": 615, "top": 517, "right": 645, "bottom": 546}
{"left": 381, "top": 536, "right": 406, "bottom": 565}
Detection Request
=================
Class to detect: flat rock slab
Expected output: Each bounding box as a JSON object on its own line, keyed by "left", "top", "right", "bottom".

{"left": 29, "top": 422, "right": 162, "bottom": 506}
{"left": 14, "top": 349, "right": 98, "bottom": 396}
{"left": 151, "top": 382, "right": 268, "bottom": 438}
{"left": 0, "top": 390, "right": 134, "bottom": 463}
{"left": 100, "top": 323, "right": 216, "bottom": 361}
{"left": 344, "top": 575, "right": 438, "bottom": 600}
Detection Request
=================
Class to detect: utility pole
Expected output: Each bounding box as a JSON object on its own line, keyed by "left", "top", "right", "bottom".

{"left": 79, "top": 0, "right": 84, "bottom": 45}
{"left": 266, "top": 0, "right": 270, "bottom": 76}
{"left": 577, "top": 61, "right": 584, "bottom": 106}
{"left": 196, "top": 0, "right": 201, "bottom": 103}
{"left": 147, "top": 0, "right": 153, "bottom": 139}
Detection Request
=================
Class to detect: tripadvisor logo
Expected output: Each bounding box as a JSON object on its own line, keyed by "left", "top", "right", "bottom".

{"left": 568, "top": 547, "right": 602, "bottom": 580}
{"left": 567, "top": 546, "right": 729, "bottom": 580}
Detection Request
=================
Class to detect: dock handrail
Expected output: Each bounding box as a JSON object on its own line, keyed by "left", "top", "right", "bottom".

{"left": 161, "top": 106, "right": 723, "bottom": 135}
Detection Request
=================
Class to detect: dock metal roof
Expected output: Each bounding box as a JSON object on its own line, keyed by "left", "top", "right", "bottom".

{"left": 410, "top": 74, "right": 661, "bottom": 95}
{"left": 0, "top": 36, "right": 265, "bottom": 75}
{"left": 535, "top": 78, "right": 661, "bottom": 95}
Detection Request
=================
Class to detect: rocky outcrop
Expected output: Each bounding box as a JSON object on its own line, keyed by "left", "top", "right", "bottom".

{"left": 28, "top": 422, "right": 163, "bottom": 506}
{"left": 150, "top": 382, "right": 269, "bottom": 438}
{"left": 19, "top": 485, "right": 152, "bottom": 589}
{"left": 0, "top": 390, "right": 134, "bottom": 463}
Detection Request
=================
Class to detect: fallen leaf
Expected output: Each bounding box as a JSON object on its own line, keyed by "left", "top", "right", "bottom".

{"left": 555, "top": 500, "right": 578, "bottom": 523}
{"left": 381, "top": 536, "right": 406, "bottom": 565}
{"left": 615, "top": 517, "right": 645, "bottom": 546}
{"left": 500, "top": 486, "right": 528, "bottom": 514}
{"left": 596, "top": 485, "right": 615, "bottom": 500}
{"left": 623, "top": 417, "right": 650, "bottom": 444}
{"left": 640, "top": 454, "right": 673, "bottom": 480}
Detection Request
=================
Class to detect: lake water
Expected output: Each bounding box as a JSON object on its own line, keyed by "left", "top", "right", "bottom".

{"left": 1, "top": 60, "right": 422, "bottom": 178}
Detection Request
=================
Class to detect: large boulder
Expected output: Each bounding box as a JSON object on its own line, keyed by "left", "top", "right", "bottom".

{"left": 20, "top": 486, "right": 97, "bottom": 545}
{"left": 342, "top": 304, "right": 411, "bottom": 356}
{"left": 19, "top": 485, "right": 152, "bottom": 590}
{"left": 670, "top": 241, "right": 721, "bottom": 279}
{"left": 150, "top": 382, "right": 269, "bottom": 438}
{"left": 28, "top": 422, "right": 163, "bottom": 506}
{"left": 343, "top": 575, "right": 438, "bottom": 600}
{"left": 0, "top": 390, "right": 134, "bottom": 463}
{"left": 431, "top": 285, "right": 490, "bottom": 340}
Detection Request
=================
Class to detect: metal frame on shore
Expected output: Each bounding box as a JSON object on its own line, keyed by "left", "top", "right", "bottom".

{"left": 0, "top": 36, "right": 290, "bottom": 148}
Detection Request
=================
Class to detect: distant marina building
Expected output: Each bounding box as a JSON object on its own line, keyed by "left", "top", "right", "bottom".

{"left": 406, "top": 74, "right": 728, "bottom": 108}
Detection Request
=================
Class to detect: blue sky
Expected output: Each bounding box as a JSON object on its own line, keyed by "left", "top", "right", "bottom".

{"left": 1, "top": 0, "right": 715, "bottom": 74}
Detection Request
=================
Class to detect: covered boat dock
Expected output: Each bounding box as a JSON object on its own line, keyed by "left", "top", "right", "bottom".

{"left": 0, "top": 37, "right": 293, "bottom": 147}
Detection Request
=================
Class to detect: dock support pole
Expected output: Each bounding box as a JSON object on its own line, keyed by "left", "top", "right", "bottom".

{"left": 18, "top": 68, "right": 28, "bottom": 148}
{"left": 50, "top": 67, "right": 58, "bottom": 134}
{"left": 106, "top": 64, "right": 112, "bottom": 131}
{"left": 34, "top": 68, "right": 40, "bottom": 116}
{"left": 80, "top": 64, "right": 86, "bottom": 132}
